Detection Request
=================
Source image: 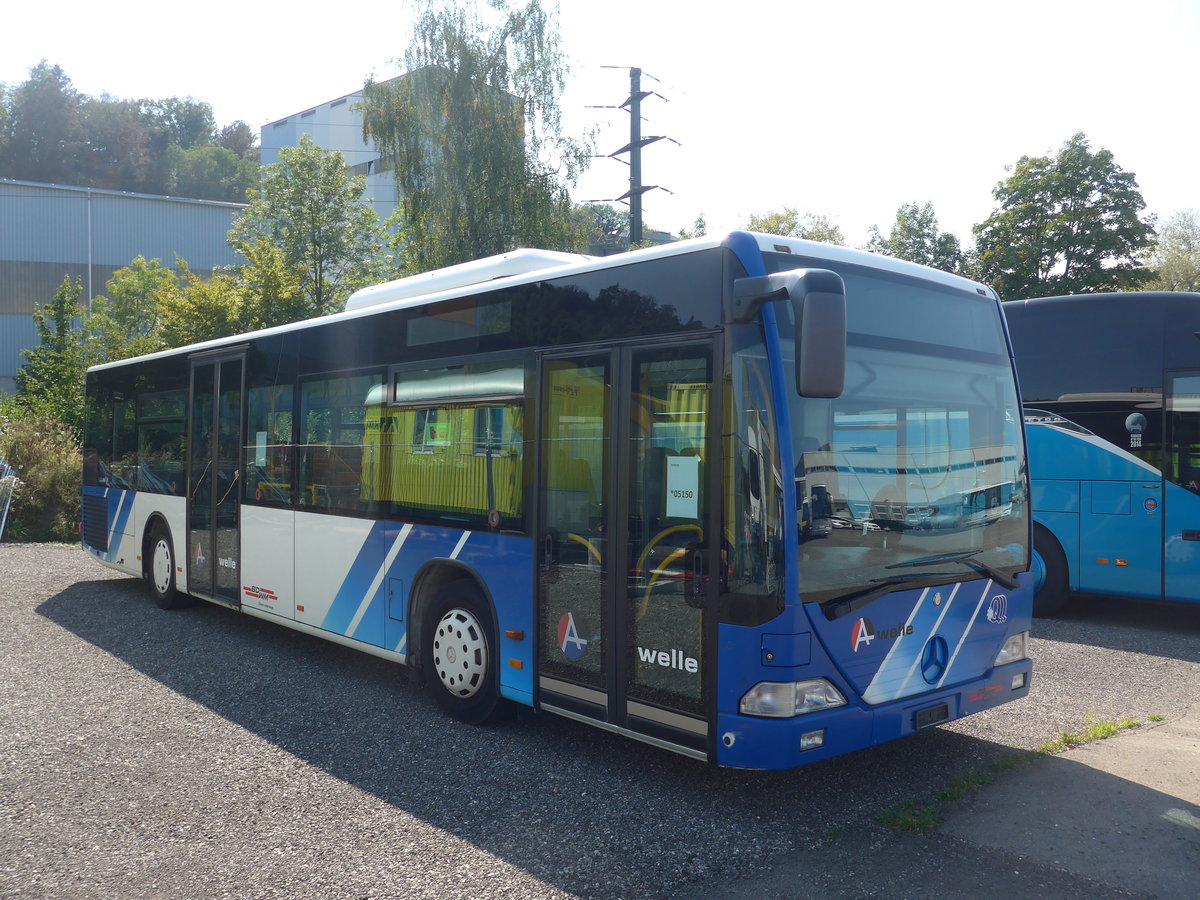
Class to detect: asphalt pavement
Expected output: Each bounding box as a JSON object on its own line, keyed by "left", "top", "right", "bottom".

{"left": 2, "top": 543, "right": 1198, "bottom": 899}
{"left": 694, "top": 706, "right": 1200, "bottom": 899}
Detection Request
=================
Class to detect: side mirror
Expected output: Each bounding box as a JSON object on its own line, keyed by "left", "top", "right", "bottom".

{"left": 731, "top": 269, "right": 846, "bottom": 398}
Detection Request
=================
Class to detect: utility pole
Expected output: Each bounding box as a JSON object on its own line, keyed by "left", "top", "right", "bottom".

{"left": 627, "top": 68, "right": 645, "bottom": 245}
{"left": 588, "top": 67, "right": 678, "bottom": 249}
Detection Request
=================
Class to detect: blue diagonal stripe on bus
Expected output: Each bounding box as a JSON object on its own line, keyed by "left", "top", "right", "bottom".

{"left": 105, "top": 490, "right": 135, "bottom": 563}
{"left": 890, "top": 584, "right": 959, "bottom": 700}
{"left": 937, "top": 581, "right": 992, "bottom": 689}
{"left": 322, "top": 521, "right": 393, "bottom": 635}
{"left": 861, "top": 581, "right": 985, "bottom": 704}
{"left": 322, "top": 521, "right": 468, "bottom": 640}
{"left": 347, "top": 523, "right": 413, "bottom": 638}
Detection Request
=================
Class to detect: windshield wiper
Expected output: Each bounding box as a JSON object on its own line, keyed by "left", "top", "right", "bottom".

{"left": 887, "top": 550, "right": 1019, "bottom": 590}
{"left": 820, "top": 572, "right": 956, "bottom": 621}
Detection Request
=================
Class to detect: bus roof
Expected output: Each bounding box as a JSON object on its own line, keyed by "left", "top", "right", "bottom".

{"left": 1005, "top": 290, "right": 1200, "bottom": 311}
{"left": 87, "top": 231, "right": 997, "bottom": 373}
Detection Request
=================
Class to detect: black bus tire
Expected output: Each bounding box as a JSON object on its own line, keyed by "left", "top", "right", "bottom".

{"left": 422, "top": 581, "right": 506, "bottom": 724}
{"left": 146, "top": 522, "right": 188, "bottom": 610}
{"left": 1032, "top": 523, "right": 1070, "bottom": 618}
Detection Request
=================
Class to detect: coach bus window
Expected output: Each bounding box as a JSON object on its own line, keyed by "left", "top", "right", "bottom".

{"left": 244, "top": 383, "right": 294, "bottom": 505}
{"left": 299, "top": 373, "right": 382, "bottom": 513}
{"left": 1166, "top": 373, "right": 1200, "bottom": 494}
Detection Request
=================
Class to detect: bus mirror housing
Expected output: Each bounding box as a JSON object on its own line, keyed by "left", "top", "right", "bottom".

{"left": 731, "top": 269, "right": 846, "bottom": 398}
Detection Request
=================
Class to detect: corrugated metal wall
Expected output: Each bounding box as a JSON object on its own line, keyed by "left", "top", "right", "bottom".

{"left": 0, "top": 178, "right": 245, "bottom": 393}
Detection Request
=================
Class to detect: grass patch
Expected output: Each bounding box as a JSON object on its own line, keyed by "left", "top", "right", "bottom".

{"left": 875, "top": 715, "right": 1152, "bottom": 836}
{"left": 876, "top": 800, "right": 938, "bottom": 835}
{"left": 1037, "top": 716, "right": 1141, "bottom": 755}
{"left": 1148, "top": 714, "right": 1165, "bottom": 723}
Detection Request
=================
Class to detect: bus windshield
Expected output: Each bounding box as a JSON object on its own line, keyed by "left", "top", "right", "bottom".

{"left": 770, "top": 257, "right": 1029, "bottom": 611}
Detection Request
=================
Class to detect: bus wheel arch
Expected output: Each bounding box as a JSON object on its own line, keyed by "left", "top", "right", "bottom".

{"left": 1032, "top": 522, "right": 1070, "bottom": 617}
{"left": 410, "top": 564, "right": 506, "bottom": 724}
{"left": 142, "top": 517, "right": 188, "bottom": 610}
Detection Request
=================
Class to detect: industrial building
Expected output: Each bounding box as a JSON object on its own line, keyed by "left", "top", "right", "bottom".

{"left": 0, "top": 178, "right": 244, "bottom": 393}
{"left": 260, "top": 77, "right": 402, "bottom": 224}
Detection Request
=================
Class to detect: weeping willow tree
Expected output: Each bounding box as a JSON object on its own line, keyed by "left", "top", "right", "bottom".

{"left": 361, "top": 0, "right": 592, "bottom": 273}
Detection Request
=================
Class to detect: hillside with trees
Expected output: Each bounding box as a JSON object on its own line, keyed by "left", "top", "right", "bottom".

{"left": 0, "top": 61, "right": 258, "bottom": 202}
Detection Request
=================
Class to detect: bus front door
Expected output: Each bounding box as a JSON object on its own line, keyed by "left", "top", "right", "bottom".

{"left": 1164, "top": 371, "right": 1200, "bottom": 602}
{"left": 537, "top": 343, "right": 716, "bottom": 760}
{"left": 187, "top": 355, "right": 244, "bottom": 607}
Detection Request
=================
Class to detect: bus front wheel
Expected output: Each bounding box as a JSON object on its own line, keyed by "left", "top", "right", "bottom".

{"left": 421, "top": 581, "right": 505, "bottom": 724}
{"left": 1032, "top": 523, "right": 1069, "bottom": 618}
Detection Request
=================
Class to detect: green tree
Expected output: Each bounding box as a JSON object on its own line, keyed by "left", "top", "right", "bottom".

{"left": 867, "top": 201, "right": 966, "bottom": 274}
{"left": 155, "top": 262, "right": 250, "bottom": 347}
{"left": 677, "top": 213, "right": 708, "bottom": 240}
{"left": 0, "top": 82, "right": 10, "bottom": 170}
{"left": 746, "top": 206, "right": 844, "bottom": 245}
{"left": 139, "top": 96, "right": 217, "bottom": 150}
{"left": 229, "top": 135, "right": 388, "bottom": 316}
{"left": 14, "top": 275, "right": 87, "bottom": 429}
{"left": 4, "top": 61, "right": 83, "bottom": 184}
{"left": 82, "top": 256, "right": 176, "bottom": 364}
{"left": 575, "top": 202, "right": 629, "bottom": 251}
{"left": 361, "top": 0, "right": 592, "bottom": 272}
{"left": 0, "top": 63, "right": 256, "bottom": 198}
{"left": 76, "top": 96, "right": 154, "bottom": 191}
{"left": 234, "top": 239, "right": 308, "bottom": 330}
{"left": 1146, "top": 210, "right": 1200, "bottom": 292}
{"left": 217, "top": 120, "right": 258, "bottom": 159}
{"left": 168, "top": 144, "right": 258, "bottom": 202}
{"left": 974, "top": 133, "right": 1155, "bottom": 299}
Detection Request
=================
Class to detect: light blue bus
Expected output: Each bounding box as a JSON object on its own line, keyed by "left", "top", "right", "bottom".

{"left": 1005, "top": 292, "right": 1200, "bottom": 615}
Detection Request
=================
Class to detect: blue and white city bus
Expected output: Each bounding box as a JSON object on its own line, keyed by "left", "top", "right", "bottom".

{"left": 82, "top": 232, "right": 1032, "bottom": 770}
{"left": 1005, "top": 291, "right": 1200, "bottom": 615}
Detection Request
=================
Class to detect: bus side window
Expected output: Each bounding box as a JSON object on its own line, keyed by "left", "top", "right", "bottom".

{"left": 111, "top": 399, "right": 137, "bottom": 489}
{"left": 299, "top": 373, "right": 381, "bottom": 513}
{"left": 245, "top": 383, "right": 294, "bottom": 505}
{"left": 1167, "top": 374, "right": 1200, "bottom": 495}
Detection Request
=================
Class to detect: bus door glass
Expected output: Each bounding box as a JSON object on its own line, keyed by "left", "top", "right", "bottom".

{"left": 1164, "top": 371, "right": 1200, "bottom": 602}
{"left": 624, "top": 346, "right": 712, "bottom": 739}
{"left": 538, "top": 353, "right": 611, "bottom": 711}
{"left": 188, "top": 356, "right": 244, "bottom": 606}
{"left": 537, "top": 343, "right": 714, "bottom": 755}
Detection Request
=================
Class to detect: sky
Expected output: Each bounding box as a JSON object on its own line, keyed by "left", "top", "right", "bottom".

{"left": 3, "top": 0, "right": 1199, "bottom": 247}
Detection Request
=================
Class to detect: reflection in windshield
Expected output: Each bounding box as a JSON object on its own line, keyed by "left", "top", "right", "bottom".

{"left": 775, "top": 263, "right": 1029, "bottom": 609}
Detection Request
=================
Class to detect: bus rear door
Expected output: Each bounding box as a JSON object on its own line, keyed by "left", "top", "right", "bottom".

{"left": 187, "top": 353, "right": 244, "bottom": 607}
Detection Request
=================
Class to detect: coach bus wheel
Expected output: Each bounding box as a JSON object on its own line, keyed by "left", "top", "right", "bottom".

{"left": 422, "top": 582, "right": 505, "bottom": 724}
{"left": 146, "top": 523, "right": 187, "bottom": 610}
{"left": 1032, "top": 523, "right": 1069, "bottom": 618}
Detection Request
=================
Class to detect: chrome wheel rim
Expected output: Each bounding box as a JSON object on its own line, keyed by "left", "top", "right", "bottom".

{"left": 431, "top": 608, "right": 488, "bottom": 698}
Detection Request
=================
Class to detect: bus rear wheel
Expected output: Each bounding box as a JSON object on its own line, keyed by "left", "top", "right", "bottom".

{"left": 1032, "top": 523, "right": 1069, "bottom": 617}
{"left": 146, "top": 523, "right": 188, "bottom": 610}
{"left": 422, "top": 582, "right": 505, "bottom": 724}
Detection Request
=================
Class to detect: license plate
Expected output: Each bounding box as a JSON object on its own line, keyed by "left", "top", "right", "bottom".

{"left": 914, "top": 703, "right": 949, "bottom": 730}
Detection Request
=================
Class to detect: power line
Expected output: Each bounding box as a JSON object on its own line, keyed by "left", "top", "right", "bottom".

{"left": 587, "top": 67, "right": 678, "bottom": 245}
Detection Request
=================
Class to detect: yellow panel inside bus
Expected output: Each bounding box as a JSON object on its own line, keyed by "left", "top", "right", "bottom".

{"left": 543, "top": 362, "right": 608, "bottom": 505}
{"left": 361, "top": 403, "right": 525, "bottom": 517}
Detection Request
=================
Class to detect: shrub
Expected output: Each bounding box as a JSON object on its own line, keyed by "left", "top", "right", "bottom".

{"left": 0, "top": 411, "right": 81, "bottom": 543}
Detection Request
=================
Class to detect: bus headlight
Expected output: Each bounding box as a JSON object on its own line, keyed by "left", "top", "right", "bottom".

{"left": 740, "top": 678, "right": 847, "bottom": 718}
{"left": 993, "top": 631, "right": 1029, "bottom": 667}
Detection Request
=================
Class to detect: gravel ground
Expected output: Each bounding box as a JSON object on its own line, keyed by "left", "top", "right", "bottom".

{"left": 2, "top": 543, "right": 1198, "bottom": 900}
